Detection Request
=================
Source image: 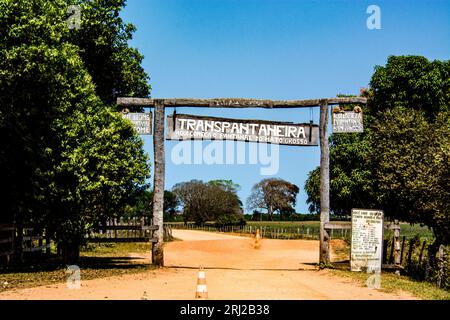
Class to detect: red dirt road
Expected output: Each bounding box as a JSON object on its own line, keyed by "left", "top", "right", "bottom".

{"left": 0, "top": 230, "right": 417, "bottom": 300}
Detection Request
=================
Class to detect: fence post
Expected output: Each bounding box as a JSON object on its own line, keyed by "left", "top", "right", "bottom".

{"left": 417, "top": 240, "right": 427, "bottom": 276}
{"left": 437, "top": 245, "right": 445, "bottom": 288}
{"left": 16, "top": 224, "right": 24, "bottom": 264}
{"left": 406, "top": 239, "right": 415, "bottom": 274}
{"left": 45, "top": 235, "right": 51, "bottom": 257}
{"left": 389, "top": 237, "right": 395, "bottom": 264}
{"left": 38, "top": 236, "right": 43, "bottom": 261}
{"left": 400, "top": 236, "right": 406, "bottom": 264}
{"left": 382, "top": 239, "right": 389, "bottom": 264}
{"left": 424, "top": 246, "right": 433, "bottom": 282}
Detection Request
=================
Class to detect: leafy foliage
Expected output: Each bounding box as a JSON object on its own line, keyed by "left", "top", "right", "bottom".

{"left": 247, "top": 178, "right": 299, "bottom": 220}
{"left": 0, "top": 0, "right": 151, "bottom": 262}
{"left": 69, "top": 0, "right": 150, "bottom": 107}
{"left": 173, "top": 180, "right": 243, "bottom": 225}
{"left": 130, "top": 190, "right": 180, "bottom": 222}
{"left": 304, "top": 55, "right": 450, "bottom": 244}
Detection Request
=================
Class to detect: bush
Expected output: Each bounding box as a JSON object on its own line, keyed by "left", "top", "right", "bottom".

{"left": 214, "top": 215, "right": 246, "bottom": 227}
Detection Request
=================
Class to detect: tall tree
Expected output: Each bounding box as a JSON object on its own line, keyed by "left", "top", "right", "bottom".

{"left": 0, "top": 0, "right": 151, "bottom": 262}
{"left": 304, "top": 103, "right": 377, "bottom": 215}
{"left": 304, "top": 56, "right": 450, "bottom": 244}
{"left": 173, "top": 180, "right": 243, "bottom": 225}
{"left": 247, "top": 178, "right": 299, "bottom": 220}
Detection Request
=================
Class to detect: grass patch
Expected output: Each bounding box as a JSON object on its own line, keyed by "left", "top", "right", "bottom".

{"left": 385, "top": 223, "right": 434, "bottom": 241}
{"left": 81, "top": 242, "right": 152, "bottom": 256}
{"left": 330, "top": 269, "right": 450, "bottom": 300}
{"left": 0, "top": 242, "right": 154, "bottom": 292}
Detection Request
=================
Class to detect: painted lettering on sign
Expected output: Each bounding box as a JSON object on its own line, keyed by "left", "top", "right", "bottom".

{"left": 122, "top": 112, "right": 152, "bottom": 135}
{"left": 332, "top": 111, "right": 363, "bottom": 133}
{"left": 351, "top": 208, "right": 384, "bottom": 272}
{"left": 166, "top": 114, "right": 319, "bottom": 146}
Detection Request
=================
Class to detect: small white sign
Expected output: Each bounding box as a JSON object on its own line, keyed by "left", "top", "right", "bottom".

{"left": 332, "top": 111, "right": 363, "bottom": 133}
{"left": 122, "top": 112, "right": 152, "bottom": 135}
{"left": 351, "top": 208, "right": 384, "bottom": 272}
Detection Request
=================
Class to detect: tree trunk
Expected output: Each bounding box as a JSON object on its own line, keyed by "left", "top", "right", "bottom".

{"left": 61, "top": 240, "right": 80, "bottom": 265}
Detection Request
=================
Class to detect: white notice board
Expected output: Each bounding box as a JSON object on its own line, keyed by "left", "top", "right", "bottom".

{"left": 351, "top": 208, "right": 384, "bottom": 272}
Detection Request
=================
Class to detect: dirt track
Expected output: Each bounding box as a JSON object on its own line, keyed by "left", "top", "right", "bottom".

{"left": 0, "top": 230, "right": 417, "bottom": 300}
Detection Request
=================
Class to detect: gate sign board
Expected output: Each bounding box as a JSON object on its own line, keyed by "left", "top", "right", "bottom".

{"left": 351, "top": 208, "right": 384, "bottom": 272}
{"left": 122, "top": 112, "right": 152, "bottom": 135}
{"left": 166, "top": 113, "right": 319, "bottom": 146}
{"left": 332, "top": 111, "right": 363, "bottom": 133}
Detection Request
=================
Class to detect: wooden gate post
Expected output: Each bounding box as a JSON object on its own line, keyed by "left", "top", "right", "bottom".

{"left": 152, "top": 99, "right": 165, "bottom": 266}
{"left": 319, "top": 99, "right": 330, "bottom": 265}
{"left": 393, "top": 220, "right": 401, "bottom": 274}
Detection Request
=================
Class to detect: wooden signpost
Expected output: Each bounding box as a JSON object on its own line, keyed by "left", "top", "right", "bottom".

{"left": 117, "top": 96, "right": 367, "bottom": 266}
{"left": 166, "top": 113, "right": 319, "bottom": 146}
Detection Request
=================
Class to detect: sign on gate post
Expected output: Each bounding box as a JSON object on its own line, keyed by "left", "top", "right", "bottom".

{"left": 351, "top": 208, "right": 384, "bottom": 272}
{"left": 332, "top": 109, "right": 363, "bottom": 133}
{"left": 121, "top": 110, "right": 153, "bottom": 135}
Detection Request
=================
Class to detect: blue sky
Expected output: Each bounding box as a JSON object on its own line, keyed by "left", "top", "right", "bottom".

{"left": 121, "top": 0, "right": 450, "bottom": 213}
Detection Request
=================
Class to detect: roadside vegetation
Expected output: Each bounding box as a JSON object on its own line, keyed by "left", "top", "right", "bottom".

{"left": 330, "top": 269, "right": 450, "bottom": 300}
{"left": 0, "top": 243, "right": 153, "bottom": 293}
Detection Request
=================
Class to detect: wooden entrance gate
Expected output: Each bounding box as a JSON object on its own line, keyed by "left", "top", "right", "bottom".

{"left": 117, "top": 97, "right": 367, "bottom": 266}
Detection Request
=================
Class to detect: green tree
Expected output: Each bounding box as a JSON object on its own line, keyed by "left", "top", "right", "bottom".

{"left": 247, "top": 178, "right": 299, "bottom": 221}
{"left": 369, "top": 55, "right": 449, "bottom": 118}
{"left": 69, "top": 0, "right": 150, "bottom": 107}
{"left": 304, "top": 106, "right": 377, "bottom": 215}
{"left": 0, "top": 0, "right": 151, "bottom": 262}
{"left": 369, "top": 56, "right": 449, "bottom": 244}
{"left": 173, "top": 180, "right": 243, "bottom": 225}
{"left": 304, "top": 55, "right": 450, "bottom": 244}
{"left": 369, "top": 109, "right": 450, "bottom": 243}
{"left": 131, "top": 190, "right": 180, "bottom": 221}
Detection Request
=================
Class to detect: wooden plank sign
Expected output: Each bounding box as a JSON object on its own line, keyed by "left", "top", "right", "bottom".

{"left": 121, "top": 112, "right": 152, "bottom": 135}
{"left": 351, "top": 208, "right": 384, "bottom": 272}
{"left": 166, "top": 113, "right": 319, "bottom": 146}
{"left": 332, "top": 111, "right": 363, "bottom": 133}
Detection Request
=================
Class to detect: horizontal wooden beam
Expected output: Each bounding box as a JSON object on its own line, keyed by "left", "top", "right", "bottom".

{"left": 117, "top": 97, "right": 367, "bottom": 108}
{"left": 385, "top": 223, "right": 401, "bottom": 230}
{"left": 0, "top": 237, "right": 13, "bottom": 244}
{"left": 22, "top": 247, "right": 46, "bottom": 253}
{"left": 324, "top": 222, "right": 352, "bottom": 230}
{"left": 96, "top": 225, "right": 158, "bottom": 231}
{"left": 22, "top": 236, "right": 43, "bottom": 241}
{"left": 86, "top": 237, "right": 158, "bottom": 243}
{"left": 382, "top": 264, "right": 404, "bottom": 270}
{"left": 324, "top": 222, "right": 400, "bottom": 230}
{"left": 0, "top": 250, "right": 15, "bottom": 256}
